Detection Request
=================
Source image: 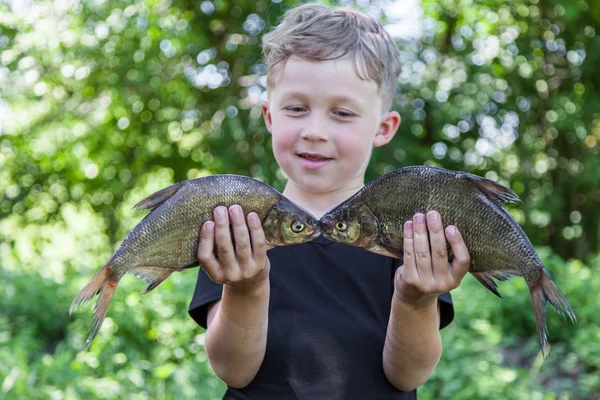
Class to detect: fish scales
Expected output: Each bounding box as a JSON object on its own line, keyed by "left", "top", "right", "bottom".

{"left": 356, "top": 167, "right": 531, "bottom": 279}
{"left": 320, "top": 166, "right": 575, "bottom": 355}
{"left": 70, "top": 174, "right": 320, "bottom": 347}
{"left": 113, "top": 176, "right": 281, "bottom": 269}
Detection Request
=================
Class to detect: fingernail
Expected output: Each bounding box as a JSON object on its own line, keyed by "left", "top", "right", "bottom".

{"left": 427, "top": 211, "right": 439, "bottom": 223}
{"left": 405, "top": 220, "right": 413, "bottom": 233}
{"left": 205, "top": 221, "right": 214, "bottom": 232}
{"left": 248, "top": 213, "right": 258, "bottom": 222}
{"left": 215, "top": 207, "right": 226, "bottom": 216}
{"left": 415, "top": 214, "right": 425, "bottom": 224}
{"left": 230, "top": 205, "right": 241, "bottom": 217}
{"left": 447, "top": 226, "right": 456, "bottom": 236}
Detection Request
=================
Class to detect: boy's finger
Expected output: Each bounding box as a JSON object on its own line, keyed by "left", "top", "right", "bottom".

{"left": 412, "top": 213, "right": 433, "bottom": 280}
{"left": 426, "top": 211, "right": 449, "bottom": 280}
{"left": 446, "top": 225, "right": 471, "bottom": 284}
{"left": 229, "top": 205, "right": 252, "bottom": 266}
{"left": 213, "top": 206, "right": 238, "bottom": 276}
{"left": 197, "top": 221, "right": 221, "bottom": 281}
{"left": 247, "top": 212, "right": 267, "bottom": 268}
{"left": 401, "top": 220, "right": 419, "bottom": 282}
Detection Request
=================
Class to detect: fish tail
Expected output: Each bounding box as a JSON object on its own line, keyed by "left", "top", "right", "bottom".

{"left": 530, "top": 269, "right": 576, "bottom": 357}
{"left": 70, "top": 262, "right": 121, "bottom": 347}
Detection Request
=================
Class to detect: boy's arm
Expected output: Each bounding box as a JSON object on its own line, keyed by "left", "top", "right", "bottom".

{"left": 383, "top": 211, "right": 470, "bottom": 392}
{"left": 197, "top": 205, "right": 270, "bottom": 389}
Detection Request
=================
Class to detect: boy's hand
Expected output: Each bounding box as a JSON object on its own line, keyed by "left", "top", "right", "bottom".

{"left": 197, "top": 205, "right": 270, "bottom": 295}
{"left": 394, "top": 211, "right": 470, "bottom": 308}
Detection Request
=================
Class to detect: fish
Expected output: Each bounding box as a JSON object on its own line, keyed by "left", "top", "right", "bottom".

{"left": 70, "top": 174, "right": 320, "bottom": 346}
{"left": 320, "top": 166, "right": 575, "bottom": 355}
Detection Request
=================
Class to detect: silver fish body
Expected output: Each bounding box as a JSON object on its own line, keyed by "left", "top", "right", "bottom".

{"left": 320, "top": 166, "right": 575, "bottom": 354}
{"left": 71, "top": 174, "right": 320, "bottom": 346}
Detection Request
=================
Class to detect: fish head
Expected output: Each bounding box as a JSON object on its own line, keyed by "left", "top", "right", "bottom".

{"left": 320, "top": 202, "right": 379, "bottom": 247}
{"left": 262, "top": 198, "right": 321, "bottom": 246}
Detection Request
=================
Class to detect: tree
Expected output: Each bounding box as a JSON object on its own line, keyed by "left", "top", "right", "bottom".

{"left": 1, "top": 0, "right": 598, "bottom": 398}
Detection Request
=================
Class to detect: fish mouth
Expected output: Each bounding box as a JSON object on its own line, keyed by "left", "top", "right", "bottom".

{"left": 319, "top": 216, "right": 334, "bottom": 237}
{"left": 303, "top": 220, "right": 322, "bottom": 240}
{"left": 309, "top": 227, "right": 322, "bottom": 239}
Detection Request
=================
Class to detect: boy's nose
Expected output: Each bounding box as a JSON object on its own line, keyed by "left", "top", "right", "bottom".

{"left": 301, "top": 115, "right": 331, "bottom": 142}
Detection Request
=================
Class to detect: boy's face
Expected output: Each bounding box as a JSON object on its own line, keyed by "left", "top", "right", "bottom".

{"left": 262, "top": 57, "right": 400, "bottom": 195}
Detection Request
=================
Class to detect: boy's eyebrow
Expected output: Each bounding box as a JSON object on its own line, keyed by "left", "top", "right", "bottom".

{"left": 280, "top": 91, "right": 365, "bottom": 109}
{"left": 330, "top": 95, "right": 365, "bottom": 109}
{"left": 280, "top": 91, "right": 309, "bottom": 101}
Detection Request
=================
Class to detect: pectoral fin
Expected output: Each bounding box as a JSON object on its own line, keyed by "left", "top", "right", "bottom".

{"left": 379, "top": 236, "right": 403, "bottom": 259}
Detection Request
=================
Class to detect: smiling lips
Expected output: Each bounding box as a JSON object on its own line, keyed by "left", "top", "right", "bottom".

{"left": 297, "top": 152, "right": 333, "bottom": 170}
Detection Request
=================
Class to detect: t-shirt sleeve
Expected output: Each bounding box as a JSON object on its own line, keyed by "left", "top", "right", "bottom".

{"left": 438, "top": 291, "right": 454, "bottom": 330}
{"left": 393, "top": 260, "right": 454, "bottom": 330}
{"left": 188, "top": 268, "right": 223, "bottom": 329}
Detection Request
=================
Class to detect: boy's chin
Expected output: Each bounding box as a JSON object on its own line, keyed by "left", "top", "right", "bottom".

{"left": 292, "top": 176, "right": 347, "bottom": 194}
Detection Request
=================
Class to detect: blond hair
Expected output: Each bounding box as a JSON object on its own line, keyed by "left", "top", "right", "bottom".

{"left": 262, "top": 3, "right": 402, "bottom": 111}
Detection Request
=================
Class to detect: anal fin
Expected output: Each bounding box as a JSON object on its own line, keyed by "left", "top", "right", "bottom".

{"left": 472, "top": 272, "right": 503, "bottom": 298}
{"left": 471, "top": 270, "right": 520, "bottom": 298}
{"left": 130, "top": 267, "right": 174, "bottom": 294}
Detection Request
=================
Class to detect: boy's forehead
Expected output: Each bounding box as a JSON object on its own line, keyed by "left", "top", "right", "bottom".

{"left": 269, "top": 57, "right": 380, "bottom": 101}
{"left": 277, "top": 57, "right": 374, "bottom": 83}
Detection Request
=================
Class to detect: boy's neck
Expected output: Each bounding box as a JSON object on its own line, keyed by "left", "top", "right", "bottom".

{"left": 282, "top": 181, "right": 364, "bottom": 219}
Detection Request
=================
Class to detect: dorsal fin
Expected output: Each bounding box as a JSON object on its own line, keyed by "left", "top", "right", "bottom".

{"left": 133, "top": 181, "right": 185, "bottom": 211}
{"left": 465, "top": 174, "right": 521, "bottom": 206}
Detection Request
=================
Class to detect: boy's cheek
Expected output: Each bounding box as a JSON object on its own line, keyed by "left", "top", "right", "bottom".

{"left": 270, "top": 139, "right": 294, "bottom": 169}
{"left": 271, "top": 129, "right": 298, "bottom": 153}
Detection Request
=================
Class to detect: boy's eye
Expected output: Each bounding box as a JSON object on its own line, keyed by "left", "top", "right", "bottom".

{"left": 335, "top": 110, "right": 355, "bottom": 118}
{"left": 286, "top": 106, "right": 306, "bottom": 113}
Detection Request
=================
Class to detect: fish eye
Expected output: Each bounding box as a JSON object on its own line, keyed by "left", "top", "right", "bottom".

{"left": 335, "top": 221, "right": 348, "bottom": 231}
{"left": 291, "top": 220, "right": 305, "bottom": 233}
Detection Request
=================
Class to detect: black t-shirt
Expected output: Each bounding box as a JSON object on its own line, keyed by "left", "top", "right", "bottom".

{"left": 189, "top": 235, "right": 454, "bottom": 400}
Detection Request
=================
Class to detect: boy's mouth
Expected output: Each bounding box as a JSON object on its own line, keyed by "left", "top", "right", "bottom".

{"left": 296, "top": 152, "right": 333, "bottom": 170}
{"left": 297, "top": 152, "right": 333, "bottom": 161}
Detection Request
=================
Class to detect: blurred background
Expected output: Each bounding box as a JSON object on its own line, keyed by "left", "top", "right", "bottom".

{"left": 1, "top": 0, "right": 599, "bottom": 398}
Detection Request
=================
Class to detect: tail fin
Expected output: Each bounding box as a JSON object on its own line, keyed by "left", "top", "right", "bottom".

{"left": 70, "top": 263, "right": 121, "bottom": 348}
{"left": 530, "top": 270, "right": 576, "bottom": 357}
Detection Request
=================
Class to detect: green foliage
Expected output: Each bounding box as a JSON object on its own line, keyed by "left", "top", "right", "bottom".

{"left": 1, "top": 0, "right": 599, "bottom": 398}
{"left": 421, "top": 252, "right": 600, "bottom": 400}
{"left": 1, "top": 253, "right": 598, "bottom": 398}
{"left": 1, "top": 269, "right": 226, "bottom": 399}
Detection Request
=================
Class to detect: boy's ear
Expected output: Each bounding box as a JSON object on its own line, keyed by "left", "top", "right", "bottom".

{"left": 262, "top": 100, "right": 272, "bottom": 133}
{"left": 373, "top": 111, "right": 401, "bottom": 147}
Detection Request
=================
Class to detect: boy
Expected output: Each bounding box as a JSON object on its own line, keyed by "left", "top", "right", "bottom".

{"left": 189, "top": 3, "right": 471, "bottom": 399}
